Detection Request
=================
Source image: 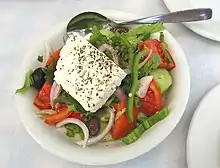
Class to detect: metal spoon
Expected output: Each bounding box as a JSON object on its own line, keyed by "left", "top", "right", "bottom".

{"left": 67, "top": 8, "right": 212, "bottom": 33}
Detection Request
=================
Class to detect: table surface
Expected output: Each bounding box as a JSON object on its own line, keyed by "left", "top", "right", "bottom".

{"left": 1, "top": 0, "right": 220, "bottom": 168}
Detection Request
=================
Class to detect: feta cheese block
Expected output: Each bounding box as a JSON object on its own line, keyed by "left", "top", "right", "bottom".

{"left": 54, "top": 32, "right": 127, "bottom": 112}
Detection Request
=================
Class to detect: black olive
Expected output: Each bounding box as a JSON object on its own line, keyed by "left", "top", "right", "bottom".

{"left": 87, "top": 117, "right": 100, "bottom": 137}
{"left": 120, "top": 74, "right": 131, "bottom": 94}
{"left": 31, "top": 67, "right": 46, "bottom": 90}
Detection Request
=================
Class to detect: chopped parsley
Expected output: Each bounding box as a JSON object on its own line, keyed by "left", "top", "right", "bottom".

{"left": 43, "top": 58, "right": 57, "bottom": 83}
{"left": 37, "top": 55, "right": 43, "bottom": 63}
{"left": 164, "top": 50, "right": 173, "bottom": 63}
{"left": 159, "top": 32, "right": 164, "bottom": 43}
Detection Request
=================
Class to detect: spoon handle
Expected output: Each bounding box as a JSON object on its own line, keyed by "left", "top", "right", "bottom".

{"left": 119, "top": 8, "right": 212, "bottom": 25}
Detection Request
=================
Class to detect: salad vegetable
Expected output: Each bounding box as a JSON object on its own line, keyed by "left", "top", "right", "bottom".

{"left": 139, "top": 80, "right": 163, "bottom": 116}
{"left": 31, "top": 68, "right": 46, "bottom": 89}
{"left": 16, "top": 69, "right": 33, "bottom": 94}
{"left": 122, "top": 107, "right": 169, "bottom": 145}
{"left": 16, "top": 21, "right": 176, "bottom": 147}
{"left": 127, "top": 50, "right": 147, "bottom": 121}
{"left": 37, "top": 55, "right": 43, "bottom": 63}
{"left": 150, "top": 68, "right": 172, "bottom": 93}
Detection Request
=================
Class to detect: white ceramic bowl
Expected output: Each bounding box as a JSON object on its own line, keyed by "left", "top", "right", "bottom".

{"left": 13, "top": 10, "right": 190, "bottom": 165}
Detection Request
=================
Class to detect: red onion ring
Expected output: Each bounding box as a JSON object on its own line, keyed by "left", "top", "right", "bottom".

{"left": 138, "top": 49, "right": 153, "bottom": 69}
{"left": 56, "top": 118, "right": 89, "bottom": 148}
{"left": 115, "top": 87, "right": 127, "bottom": 101}
{"left": 50, "top": 81, "right": 61, "bottom": 106}
{"left": 76, "top": 107, "right": 115, "bottom": 146}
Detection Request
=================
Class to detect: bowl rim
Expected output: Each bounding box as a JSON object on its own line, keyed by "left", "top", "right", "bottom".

{"left": 14, "top": 9, "right": 190, "bottom": 166}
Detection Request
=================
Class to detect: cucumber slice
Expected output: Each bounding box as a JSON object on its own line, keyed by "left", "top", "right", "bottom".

{"left": 150, "top": 68, "right": 172, "bottom": 94}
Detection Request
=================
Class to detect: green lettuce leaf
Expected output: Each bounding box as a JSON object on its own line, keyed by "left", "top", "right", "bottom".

{"left": 64, "top": 123, "right": 84, "bottom": 139}
{"left": 53, "top": 92, "right": 84, "bottom": 110}
{"left": 128, "top": 22, "right": 165, "bottom": 36}
{"left": 139, "top": 53, "right": 161, "bottom": 78}
{"left": 100, "top": 29, "right": 115, "bottom": 39}
{"left": 16, "top": 69, "right": 33, "bottom": 94}
{"left": 125, "top": 22, "right": 165, "bottom": 46}
{"left": 89, "top": 26, "right": 109, "bottom": 46}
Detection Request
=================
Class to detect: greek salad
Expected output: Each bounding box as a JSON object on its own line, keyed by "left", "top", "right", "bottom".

{"left": 16, "top": 22, "right": 175, "bottom": 147}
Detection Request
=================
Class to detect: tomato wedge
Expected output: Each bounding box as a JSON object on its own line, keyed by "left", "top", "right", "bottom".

{"left": 139, "top": 39, "right": 175, "bottom": 70}
{"left": 45, "top": 103, "right": 84, "bottom": 125}
{"left": 54, "top": 102, "right": 68, "bottom": 112}
{"left": 139, "top": 80, "right": 163, "bottom": 116}
{"left": 45, "top": 105, "right": 71, "bottom": 125}
{"left": 69, "top": 112, "right": 84, "bottom": 121}
{"left": 46, "top": 49, "right": 61, "bottom": 66}
{"left": 34, "top": 81, "right": 52, "bottom": 110}
{"left": 112, "top": 100, "right": 138, "bottom": 139}
{"left": 55, "top": 103, "right": 84, "bottom": 121}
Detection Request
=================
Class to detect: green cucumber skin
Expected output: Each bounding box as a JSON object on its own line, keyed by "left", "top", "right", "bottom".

{"left": 150, "top": 68, "right": 172, "bottom": 94}
{"left": 122, "top": 108, "right": 169, "bottom": 145}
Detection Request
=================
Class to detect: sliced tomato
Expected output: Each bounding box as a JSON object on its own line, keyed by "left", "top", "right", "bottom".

{"left": 34, "top": 81, "right": 52, "bottom": 110}
{"left": 54, "top": 102, "right": 84, "bottom": 121}
{"left": 163, "top": 49, "right": 175, "bottom": 70}
{"left": 112, "top": 100, "right": 138, "bottom": 139}
{"left": 139, "top": 39, "right": 175, "bottom": 70}
{"left": 45, "top": 105, "right": 71, "bottom": 125}
{"left": 139, "top": 39, "right": 162, "bottom": 53}
{"left": 69, "top": 112, "right": 84, "bottom": 121}
{"left": 46, "top": 49, "right": 61, "bottom": 66}
{"left": 139, "top": 80, "right": 163, "bottom": 116}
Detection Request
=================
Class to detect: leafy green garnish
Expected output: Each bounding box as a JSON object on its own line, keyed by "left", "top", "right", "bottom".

{"left": 53, "top": 91, "right": 87, "bottom": 114}
{"left": 115, "top": 32, "right": 133, "bottom": 49}
{"left": 43, "top": 58, "right": 57, "bottom": 83}
{"left": 88, "top": 23, "right": 165, "bottom": 70}
{"left": 138, "top": 33, "right": 151, "bottom": 41}
{"left": 54, "top": 91, "right": 93, "bottom": 122}
{"left": 159, "top": 32, "right": 164, "bottom": 43}
{"left": 64, "top": 123, "right": 84, "bottom": 139}
{"left": 128, "top": 22, "right": 165, "bottom": 36}
{"left": 139, "top": 53, "right": 161, "bottom": 78}
{"left": 37, "top": 55, "right": 43, "bottom": 63}
{"left": 115, "top": 32, "right": 135, "bottom": 69}
{"left": 16, "top": 69, "right": 33, "bottom": 94}
{"left": 67, "top": 104, "right": 77, "bottom": 112}
{"left": 89, "top": 26, "right": 109, "bottom": 46}
{"left": 164, "top": 50, "right": 172, "bottom": 63}
{"left": 110, "top": 33, "right": 135, "bottom": 69}
{"left": 160, "top": 39, "right": 172, "bottom": 63}
{"left": 100, "top": 29, "right": 115, "bottom": 39}
{"left": 125, "top": 22, "right": 165, "bottom": 46}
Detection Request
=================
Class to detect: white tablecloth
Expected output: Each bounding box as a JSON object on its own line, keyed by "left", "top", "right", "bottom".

{"left": 1, "top": 0, "right": 220, "bottom": 168}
